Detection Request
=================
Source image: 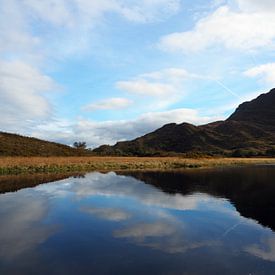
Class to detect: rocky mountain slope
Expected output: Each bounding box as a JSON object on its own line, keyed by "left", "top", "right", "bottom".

{"left": 93, "top": 89, "right": 275, "bottom": 157}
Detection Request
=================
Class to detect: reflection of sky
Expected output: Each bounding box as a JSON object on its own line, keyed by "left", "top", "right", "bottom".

{"left": 0, "top": 171, "right": 275, "bottom": 274}
{"left": 37, "top": 172, "right": 233, "bottom": 212}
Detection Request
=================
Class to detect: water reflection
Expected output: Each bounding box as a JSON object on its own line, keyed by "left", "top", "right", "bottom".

{"left": 0, "top": 173, "right": 84, "bottom": 194}
{"left": 81, "top": 207, "right": 132, "bottom": 221}
{"left": 0, "top": 189, "right": 56, "bottom": 261}
{"left": 120, "top": 167, "right": 275, "bottom": 230}
{"left": 245, "top": 237, "right": 275, "bottom": 262}
{"left": 0, "top": 167, "right": 275, "bottom": 274}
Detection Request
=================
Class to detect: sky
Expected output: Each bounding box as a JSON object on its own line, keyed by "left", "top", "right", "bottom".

{"left": 1, "top": 0, "right": 275, "bottom": 148}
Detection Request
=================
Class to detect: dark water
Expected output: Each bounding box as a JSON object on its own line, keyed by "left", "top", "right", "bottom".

{"left": 1, "top": 167, "right": 275, "bottom": 275}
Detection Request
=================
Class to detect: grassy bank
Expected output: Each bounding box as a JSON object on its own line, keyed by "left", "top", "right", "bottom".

{"left": 0, "top": 156, "right": 275, "bottom": 175}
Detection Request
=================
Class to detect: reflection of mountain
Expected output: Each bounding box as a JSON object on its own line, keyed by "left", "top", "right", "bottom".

{"left": 1, "top": 169, "right": 275, "bottom": 273}
{"left": 69, "top": 172, "right": 235, "bottom": 256}
{"left": 0, "top": 173, "right": 83, "bottom": 194}
{"left": 119, "top": 167, "right": 275, "bottom": 231}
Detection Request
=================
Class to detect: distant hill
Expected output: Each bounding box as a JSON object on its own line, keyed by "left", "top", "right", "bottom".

{"left": 93, "top": 88, "right": 275, "bottom": 157}
{"left": 0, "top": 132, "right": 90, "bottom": 156}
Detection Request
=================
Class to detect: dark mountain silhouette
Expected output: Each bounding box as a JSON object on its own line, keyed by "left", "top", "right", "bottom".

{"left": 0, "top": 132, "right": 90, "bottom": 156}
{"left": 94, "top": 88, "right": 275, "bottom": 156}
{"left": 228, "top": 88, "right": 275, "bottom": 125}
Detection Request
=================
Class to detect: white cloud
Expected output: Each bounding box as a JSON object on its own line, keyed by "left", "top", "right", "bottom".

{"left": 0, "top": 60, "right": 56, "bottom": 132}
{"left": 4, "top": 0, "right": 270, "bottom": 147}
{"left": 83, "top": 97, "right": 132, "bottom": 111}
{"left": 116, "top": 68, "right": 200, "bottom": 110}
{"left": 0, "top": 1, "right": 41, "bottom": 61}
{"left": 0, "top": 0, "right": 181, "bottom": 56}
{"left": 33, "top": 108, "right": 218, "bottom": 147}
{"left": 117, "top": 68, "right": 195, "bottom": 97}
{"left": 236, "top": 0, "right": 275, "bottom": 13}
{"left": 244, "top": 63, "right": 275, "bottom": 86}
{"left": 158, "top": 5, "right": 275, "bottom": 53}
{"left": 117, "top": 80, "right": 175, "bottom": 97}
{"left": 13, "top": 0, "right": 181, "bottom": 58}
{"left": 0, "top": 0, "right": 183, "bottom": 137}
{"left": 0, "top": 0, "right": 181, "bottom": 59}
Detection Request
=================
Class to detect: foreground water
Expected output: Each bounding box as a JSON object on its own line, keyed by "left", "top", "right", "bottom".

{"left": 0, "top": 167, "right": 275, "bottom": 274}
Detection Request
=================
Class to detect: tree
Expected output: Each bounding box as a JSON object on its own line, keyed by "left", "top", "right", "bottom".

{"left": 73, "top": 141, "right": 87, "bottom": 149}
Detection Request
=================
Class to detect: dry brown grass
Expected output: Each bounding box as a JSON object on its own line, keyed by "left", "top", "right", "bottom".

{"left": 0, "top": 156, "right": 275, "bottom": 174}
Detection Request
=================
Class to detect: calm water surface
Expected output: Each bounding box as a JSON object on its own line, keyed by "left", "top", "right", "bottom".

{"left": 0, "top": 166, "right": 275, "bottom": 274}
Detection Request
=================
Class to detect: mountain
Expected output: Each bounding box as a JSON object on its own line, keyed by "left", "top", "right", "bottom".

{"left": 93, "top": 88, "right": 275, "bottom": 157}
{"left": 228, "top": 88, "right": 275, "bottom": 125}
{"left": 0, "top": 132, "right": 90, "bottom": 156}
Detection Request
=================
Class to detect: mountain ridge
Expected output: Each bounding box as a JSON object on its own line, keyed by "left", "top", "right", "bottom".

{"left": 93, "top": 88, "right": 275, "bottom": 157}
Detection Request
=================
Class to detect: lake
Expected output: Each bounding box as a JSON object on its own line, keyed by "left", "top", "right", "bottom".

{"left": 0, "top": 166, "right": 275, "bottom": 274}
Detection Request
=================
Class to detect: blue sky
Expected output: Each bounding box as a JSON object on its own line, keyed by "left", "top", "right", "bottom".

{"left": 1, "top": 0, "right": 275, "bottom": 147}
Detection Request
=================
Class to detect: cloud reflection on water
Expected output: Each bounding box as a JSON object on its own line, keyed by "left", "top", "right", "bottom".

{"left": 0, "top": 170, "right": 274, "bottom": 269}
{"left": 0, "top": 192, "right": 56, "bottom": 260}
{"left": 42, "top": 172, "right": 232, "bottom": 212}
{"left": 245, "top": 236, "right": 275, "bottom": 262}
{"left": 81, "top": 207, "right": 132, "bottom": 221}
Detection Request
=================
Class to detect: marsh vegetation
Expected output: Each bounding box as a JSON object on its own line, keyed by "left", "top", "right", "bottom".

{"left": 1, "top": 156, "right": 275, "bottom": 174}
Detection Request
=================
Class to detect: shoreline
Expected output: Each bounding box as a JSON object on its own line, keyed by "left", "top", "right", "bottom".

{"left": 0, "top": 156, "right": 275, "bottom": 175}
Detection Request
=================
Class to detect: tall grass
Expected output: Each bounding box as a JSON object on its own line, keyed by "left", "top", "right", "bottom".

{"left": 0, "top": 156, "right": 275, "bottom": 175}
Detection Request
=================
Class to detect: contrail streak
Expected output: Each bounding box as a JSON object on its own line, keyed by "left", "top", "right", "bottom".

{"left": 215, "top": 80, "right": 240, "bottom": 99}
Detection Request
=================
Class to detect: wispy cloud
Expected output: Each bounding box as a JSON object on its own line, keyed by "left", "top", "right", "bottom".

{"left": 244, "top": 63, "right": 275, "bottom": 86}
{"left": 117, "top": 79, "right": 176, "bottom": 97}
{"left": 0, "top": 0, "right": 182, "bottom": 135}
{"left": 1, "top": 0, "right": 274, "bottom": 145}
{"left": 116, "top": 68, "right": 200, "bottom": 110}
{"left": 83, "top": 97, "right": 132, "bottom": 111}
